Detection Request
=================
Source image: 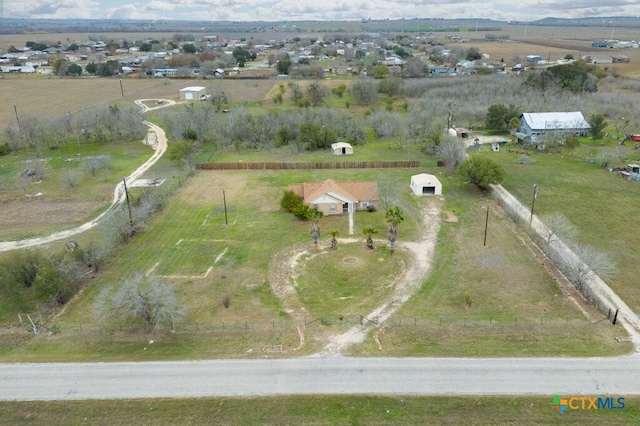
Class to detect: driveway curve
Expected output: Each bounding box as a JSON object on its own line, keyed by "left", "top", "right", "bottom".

{"left": 0, "top": 101, "right": 172, "bottom": 253}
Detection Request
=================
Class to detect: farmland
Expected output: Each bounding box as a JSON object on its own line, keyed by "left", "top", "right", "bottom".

{"left": 2, "top": 21, "right": 640, "bottom": 426}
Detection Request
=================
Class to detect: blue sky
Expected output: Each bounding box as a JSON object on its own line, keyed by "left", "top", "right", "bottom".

{"left": 3, "top": 0, "right": 640, "bottom": 22}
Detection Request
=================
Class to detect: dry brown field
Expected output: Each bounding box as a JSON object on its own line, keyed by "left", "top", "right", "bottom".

{"left": 456, "top": 24, "right": 640, "bottom": 78}
{"left": 0, "top": 76, "right": 276, "bottom": 129}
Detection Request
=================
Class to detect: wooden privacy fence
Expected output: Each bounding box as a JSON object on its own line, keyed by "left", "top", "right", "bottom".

{"left": 196, "top": 161, "right": 421, "bottom": 171}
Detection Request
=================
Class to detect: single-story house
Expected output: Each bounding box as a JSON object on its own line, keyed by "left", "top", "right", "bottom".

{"left": 287, "top": 179, "right": 378, "bottom": 216}
{"left": 410, "top": 173, "right": 442, "bottom": 196}
{"left": 518, "top": 112, "right": 591, "bottom": 140}
{"left": 331, "top": 142, "right": 353, "bottom": 155}
{"left": 179, "top": 86, "right": 206, "bottom": 100}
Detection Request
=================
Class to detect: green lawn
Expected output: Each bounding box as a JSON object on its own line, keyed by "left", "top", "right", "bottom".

{"left": 297, "top": 242, "right": 406, "bottom": 318}
{"left": 1, "top": 396, "right": 638, "bottom": 425}
{"left": 0, "top": 141, "right": 155, "bottom": 240}
{"left": 349, "top": 174, "right": 631, "bottom": 357}
{"left": 476, "top": 144, "right": 640, "bottom": 313}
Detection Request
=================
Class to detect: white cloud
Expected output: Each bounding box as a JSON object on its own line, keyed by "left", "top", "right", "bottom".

{"left": 4, "top": 0, "right": 640, "bottom": 22}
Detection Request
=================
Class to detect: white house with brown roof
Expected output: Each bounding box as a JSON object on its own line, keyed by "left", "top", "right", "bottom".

{"left": 287, "top": 179, "right": 378, "bottom": 216}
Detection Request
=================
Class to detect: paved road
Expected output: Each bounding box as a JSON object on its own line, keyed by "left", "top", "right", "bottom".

{"left": 1, "top": 356, "right": 639, "bottom": 401}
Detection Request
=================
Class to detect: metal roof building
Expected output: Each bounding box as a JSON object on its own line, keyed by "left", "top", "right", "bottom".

{"left": 519, "top": 112, "right": 591, "bottom": 140}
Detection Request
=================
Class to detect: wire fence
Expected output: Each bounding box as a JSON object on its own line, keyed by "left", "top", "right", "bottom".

{"left": 302, "top": 313, "right": 624, "bottom": 329}
{"left": 9, "top": 311, "right": 627, "bottom": 338}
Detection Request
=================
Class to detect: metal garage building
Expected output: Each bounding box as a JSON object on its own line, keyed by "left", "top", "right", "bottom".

{"left": 410, "top": 173, "right": 442, "bottom": 196}
{"left": 179, "top": 86, "right": 206, "bottom": 100}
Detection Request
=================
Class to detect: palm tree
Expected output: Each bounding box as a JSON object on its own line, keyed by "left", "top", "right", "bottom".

{"left": 362, "top": 226, "right": 378, "bottom": 250}
{"left": 385, "top": 205, "right": 405, "bottom": 256}
{"left": 329, "top": 230, "right": 339, "bottom": 250}
{"left": 310, "top": 219, "right": 320, "bottom": 247}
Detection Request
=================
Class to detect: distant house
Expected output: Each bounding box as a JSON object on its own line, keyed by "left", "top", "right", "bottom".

{"left": 331, "top": 142, "right": 353, "bottom": 155}
{"left": 179, "top": 86, "right": 206, "bottom": 100}
{"left": 526, "top": 55, "right": 544, "bottom": 64}
{"left": 36, "top": 66, "right": 54, "bottom": 75}
{"left": 583, "top": 55, "right": 613, "bottom": 64}
{"left": 518, "top": 112, "right": 591, "bottom": 141}
{"left": 410, "top": 173, "right": 442, "bottom": 196}
{"left": 455, "top": 128, "right": 471, "bottom": 138}
{"left": 429, "top": 66, "right": 455, "bottom": 76}
{"left": 287, "top": 179, "right": 378, "bottom": 216}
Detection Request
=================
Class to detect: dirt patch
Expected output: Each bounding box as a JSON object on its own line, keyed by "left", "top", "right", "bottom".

{"left": 0, "top": 199, "right": 104, "bottom": 231}
{"left": 443, "top": 210, "right": 459, "bottom": 223}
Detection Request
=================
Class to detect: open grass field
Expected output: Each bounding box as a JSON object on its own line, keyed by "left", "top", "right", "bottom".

{"left": 0, "top": 141, "right": 155, "bottom": 240}
{"left": 1, "top": 395, "right": 638, "bottom": 425}
{"left": 472, "top": 144, "right": 640, "bottom": 314}
{"left": 349, "top": 175, "right": 629, "bottom": 357}
{"left": 0, "top": 158, "right": 629, "bottom": 361}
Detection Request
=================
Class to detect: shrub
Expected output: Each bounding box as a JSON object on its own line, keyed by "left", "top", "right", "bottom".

{"left": 459, "top": 156, "right": 506, "bottom": 190}
{"left": 222, "top": 294, "right": 231, "bottom": 308}
{"left": 281, "top": 190, "right": 303, "bottom": 212}
{"left": 0, "top": 143, "right": 10, "bottom": 156}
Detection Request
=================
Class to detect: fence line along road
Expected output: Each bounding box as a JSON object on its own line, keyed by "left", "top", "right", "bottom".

{"left": 1, "top": 356, "right": 640, "bottom": 401}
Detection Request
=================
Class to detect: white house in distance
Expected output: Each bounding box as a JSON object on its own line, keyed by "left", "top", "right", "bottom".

{"left": 331, "top": 142, "right": 353, "bottom": 155}
{"left": 179, "top": 86, "right": 206, "bottom": 100}
{"left": 518, "top": 112, "right": 591, "bottom": 141}
{"left": 410, "top": 173, "right": 442, "bottom": 196}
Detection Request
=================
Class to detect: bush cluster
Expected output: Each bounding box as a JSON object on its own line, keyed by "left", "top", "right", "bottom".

{"left": 280, "top": 190, "right": 323, "bottom": 221}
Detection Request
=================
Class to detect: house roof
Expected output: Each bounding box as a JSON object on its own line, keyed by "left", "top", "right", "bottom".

{"left": 331, "top": 142, "right": 352, "bottom": 150}
{"left": 412, "top": 173, "right": 441, "bottom": 185}
{"left": 288, "top": 179, "right": 378, "bottom": 204}
{"left": 520, "top": 112, "right": 590, "bottom": 131}
{"left": 179, "top": 86, "right": 206, "bottom": 92}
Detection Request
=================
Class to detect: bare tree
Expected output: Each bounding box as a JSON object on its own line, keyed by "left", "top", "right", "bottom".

{"left": 93, "top": 274, "right": 184, "bottom": 332}
{"left": 555, "top": 244, "right": 617, "bottom": 292}
{"left": 540, "top": 213, "right": 577, "bottom": 245}
{"left": 84, "top": 155, "right": 112, "bottom": 177}
{"left": 436, "top": 134, "right": 467, "bottom": 171}
{"left": 306, "top": 82, "right": 329, "bottom": 107}
{"left": 349, "top": 79, "right": 378, "bottom": 106}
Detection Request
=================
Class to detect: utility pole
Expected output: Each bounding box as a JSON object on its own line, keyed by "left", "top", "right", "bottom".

{"left": 123, "top": 178, "right": 133, "bottom": 228}
{"left": 119, "top": 74, "right": 124, "bottom": 97}
{"left": 223, "top": 189, "right": 228, "bottom": 225}
{"left": 483, "top": 205, "right": 489, "bottom": 246}
{"left": 13, "top": 105, "right": 21, "bottom": 131}
{"left": 529, "top": 183, "right": 538, "bottom": 228}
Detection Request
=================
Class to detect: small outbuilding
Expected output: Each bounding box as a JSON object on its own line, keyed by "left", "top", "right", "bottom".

{"left": 410, "top": 173, "right": 442, "bottom": 196}
{"left": 179, "top": 86, "right": 206, "bottom": 100}
{"left": 331, "top": 142, "right": 353, "bottom": 156}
